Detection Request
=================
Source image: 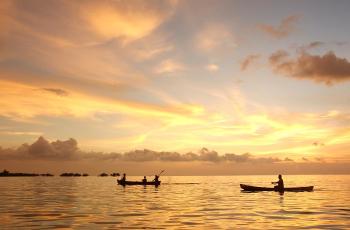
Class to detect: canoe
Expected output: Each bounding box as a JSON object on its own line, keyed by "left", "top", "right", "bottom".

{"left": 117, "top": 179, "right": 161, "bottom": 186}
{"left": 240, "top": 184, "right": 313, "bottom": 192}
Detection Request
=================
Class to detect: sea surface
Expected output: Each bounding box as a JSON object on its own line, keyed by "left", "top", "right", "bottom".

{"left": 0, "top": 175, "right": 349, "bottom": 229}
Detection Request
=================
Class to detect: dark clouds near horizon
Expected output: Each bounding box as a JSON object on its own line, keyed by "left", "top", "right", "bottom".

{"left": 0, "top": 136, "right": 288, "bottom": 163}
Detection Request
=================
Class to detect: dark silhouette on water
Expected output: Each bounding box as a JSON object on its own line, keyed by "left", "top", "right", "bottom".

{"left": 142, "top": 176, "right": 147, "bottom": 184}
{"left": 272, "top": 174, "right": 284, "bottom": 191}
{"left": 120, "top": 173, "right": 126, "bottom": 182}
{"left": 0, "top": 169, "right": 44, "bottom": 177}
{"left": 117, "top": 171, "right": 162, "bottom": 186}
{"left": 99, "top": 172, "right": 108, "bottom": 177}
{"left": 110, "top": 173, "right": 120, "bottom": 177}
{"left": 60, "top": 173, "right": 82, "bottom": 177}
{"left": 240, "top": 184, "right": 313, "bottom": 192}
{"left": 240, "top": 175, "right": 313, "bottom": 192}
{"left": 153, "top": 174, "right": 160, "bottom": 184}
{"left": 40, "top": 173, "right": 54, "bottom": 176}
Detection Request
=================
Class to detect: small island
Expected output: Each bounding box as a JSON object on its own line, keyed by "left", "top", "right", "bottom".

{"left": 0, "top": 169, "right": 53, "bottom": 177}
{"left": 99, "top": 172, "right": 108, "bottom": 177}
{"left": 60, "top": 173, "right": 83, "bottom": 177}
{"left": 41, "top": 173, "right": 54, "bottom": 177}
{"left": 110, "top": 173, "right": 120, "bottom": 177}
{"left": 0, "top": 169, "right": 123, "bottom": 177}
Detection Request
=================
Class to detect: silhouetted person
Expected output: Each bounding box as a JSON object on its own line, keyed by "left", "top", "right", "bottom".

{"left": 153, "top": 175, "right": 159, "bottom": 183}
{"left": 272, "top": 174, "right": 284, "bottom": 191}
{"left": 121, "top": 173, "right": 126, "bottom": 182}
{"left": 142, "top": 176, "right": 147, "bottom": 184}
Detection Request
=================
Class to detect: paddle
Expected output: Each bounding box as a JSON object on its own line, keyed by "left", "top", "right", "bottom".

{"left": 150, "top": 170, "right": 165, "bottom": 183}
{"left": 146, "top": 170, "right": 165, "bottom": 177}
{"left": 157, "top": 169, "right": 165, "bottom": 176}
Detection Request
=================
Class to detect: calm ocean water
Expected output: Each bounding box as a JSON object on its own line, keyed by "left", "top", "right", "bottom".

{"left": 0, "top": 175, "right": 349, "bottom": 229}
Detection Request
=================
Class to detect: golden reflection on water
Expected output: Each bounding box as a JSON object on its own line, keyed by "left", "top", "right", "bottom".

{"left": 0, "top": 175, "right": 349, "bottom": 229}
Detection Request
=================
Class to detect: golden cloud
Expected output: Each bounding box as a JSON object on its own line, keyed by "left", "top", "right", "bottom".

{"left": 0, "top": 0, "right": 177, "bottom": 47}
{"left": 82, "top": 0, "right": 177, "bottom": 42}
{"left": 0, "top": 79, "right": 203, "bottom": 122}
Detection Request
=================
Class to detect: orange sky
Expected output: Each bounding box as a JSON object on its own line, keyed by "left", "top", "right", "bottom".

{"left": 0, "top": 0, "right": 349, "bottom": 174}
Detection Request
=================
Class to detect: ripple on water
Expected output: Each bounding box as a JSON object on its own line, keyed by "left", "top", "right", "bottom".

{"left": 92, "top": 221, "right": 123, "bottom": 224}
{"left": 110, "top": 213, "right": 147, "bottom": 217}
{"left": 275, "top": 209, "right": 323, "bottom": 215}
{"left": 0, "top": 175, "right": 350, "bottom": 229}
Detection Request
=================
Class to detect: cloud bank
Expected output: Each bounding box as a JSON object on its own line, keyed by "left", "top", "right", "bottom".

{"left": 0, "top": 137, "right": 289, "bottom": 163}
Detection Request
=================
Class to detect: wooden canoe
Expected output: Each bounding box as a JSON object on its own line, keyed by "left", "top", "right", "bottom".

{"left": 240, "top": 184, "right": 313, "bottom": 192}
{"left": 117, "top": 179, "right": 161, "bottom": 186}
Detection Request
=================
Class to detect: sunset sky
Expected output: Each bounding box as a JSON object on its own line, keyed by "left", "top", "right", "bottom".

{"left": 0, "top": 0, "right": 349, "bottom": 174}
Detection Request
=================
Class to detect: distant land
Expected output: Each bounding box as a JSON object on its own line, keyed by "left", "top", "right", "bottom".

{"left": 0, "top": 169, "right": 53, "bottom": 177}
{"left": 0, "top": 170, "right": 121, "bottom": 177}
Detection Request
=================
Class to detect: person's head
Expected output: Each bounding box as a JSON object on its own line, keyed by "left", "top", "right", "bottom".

{"left": 123, "top": 173, "right": 126, "bottom": 176}
{"left": 144, "top": 176, "right": 146, "bottom": 179}
{"left": 278, "top": 174, "right": 282, "bottom": 179}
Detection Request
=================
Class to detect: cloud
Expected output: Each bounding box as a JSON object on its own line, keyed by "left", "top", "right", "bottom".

{"left": 240, "top": 54, "right": 260, "bottom": 71}
{"left": 0, "top": 80, "right": 203, "bottom": 122}
{"left": 305, "top": 41, "right": 324, "bottom": 49}
{"left": 0, "top": 136, "right": 79, "bottom": 160}
{"left": 0, "top": 0, "right": 180, "bottom": 111}
{"left": 101, "top": 148, "right": 283, "bottom": 163}
{"left": 0, "top": 131, "right": 42, "bottom": 136}
{"left": 1, "top": 0, "right": 177, "bottom": 46}
{"left": 259, "top": 15, "right": 300, "bottom": 39}
{"left": 224, "top": 153, "right": 282, "bottom": 164}
{"left": 206, "top": 64, "right": 219, "bottom": 72}
{"left": 0, "top": 136, "right": 290, "bottom": 163}
{"left": 154, "top": 59, "right": 185, "bottom": 74}
{"left": 335, "top": 41, "right": 347, "bottom": 46}
{"left": 195, "top": 24, "right": 236, "bottom": 53}
{"left": 41, "top": 88, "right": 69, "bottom": 96}
{"left": 295, "top": 41, "right": 325, "bottom": 52}
{"left": 131, "top": 42, "right": 174, "bottom": 60}
{"left": 224, "top": 153, "right": 251, "bottom": 162}
{"left": 269, "top": 49, "right": 350, "bottom": 85}
{"left": 28, "top": 136, "right": 78, "bottom": 159}
{"left": 82, "top": 0, "right": 177, "bottom": 43}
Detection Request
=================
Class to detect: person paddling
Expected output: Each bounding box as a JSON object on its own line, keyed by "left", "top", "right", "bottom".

{"left": 153, "top": 174, "right": 160, "bottom": 183}
{"left": 121, "top": 173, "right": 126, "bottom": 183}
{"left": 272, "top": 174, "right": 284, "bottom": 191}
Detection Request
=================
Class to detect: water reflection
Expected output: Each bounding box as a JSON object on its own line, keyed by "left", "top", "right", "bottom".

{"left": 0, "top": 175, "right": 349, "bottom": 229}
